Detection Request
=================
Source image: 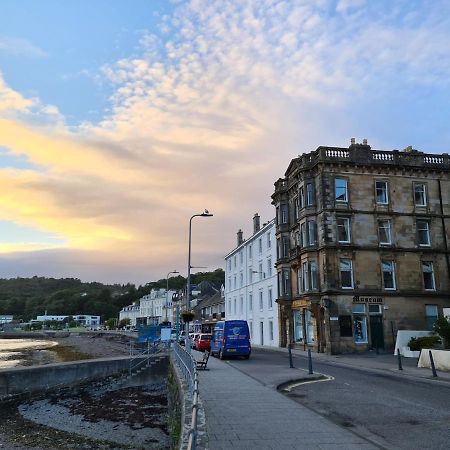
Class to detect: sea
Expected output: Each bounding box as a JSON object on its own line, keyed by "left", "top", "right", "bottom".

{"left": 0, "top": 339, "right": 59, "bottom": 369}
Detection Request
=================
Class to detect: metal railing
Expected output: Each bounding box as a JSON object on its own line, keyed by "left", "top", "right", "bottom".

{"left": 128, "top": 340, "right": 166, "bottom": 375}
{"left": 173, "top": 343, "right": 200, "bottom": 450}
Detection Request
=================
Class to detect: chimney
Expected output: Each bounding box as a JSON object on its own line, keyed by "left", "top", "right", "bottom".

{"left": 350, "top": 137, "right": 356, "bottom": 145}
{"left": 363, "top": 138, "right": 368, "bottom": 145}
{"left": 253, "top": 213, "right": 260, "bottom": 234}
{"left": 237, "top": 229, "right": 243, "bottom": 246}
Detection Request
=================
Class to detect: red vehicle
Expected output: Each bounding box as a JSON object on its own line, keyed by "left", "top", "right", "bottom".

{"left": 195, "top": 333, "right": 212, "bottom": 351}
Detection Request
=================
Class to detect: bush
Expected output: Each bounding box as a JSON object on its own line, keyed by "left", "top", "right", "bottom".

{"left": 408, "top": 335, "right": 441, "bottom": 351}
{"left": 433, "top": 315, "right": 450, "bottom": 349}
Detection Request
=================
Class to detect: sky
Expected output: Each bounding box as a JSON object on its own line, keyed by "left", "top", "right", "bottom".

{"left": 1, "top": 0, "right": 450, "bottom": 285}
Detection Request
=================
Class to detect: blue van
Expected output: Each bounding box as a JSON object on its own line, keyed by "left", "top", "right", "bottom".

{"left": 210, "top": 320, "right": 251, "bottom": 359}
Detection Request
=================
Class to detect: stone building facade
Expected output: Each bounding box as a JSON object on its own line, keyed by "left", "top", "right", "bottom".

{"left": 272, "top": 140, "right": 450, "bottom": 354}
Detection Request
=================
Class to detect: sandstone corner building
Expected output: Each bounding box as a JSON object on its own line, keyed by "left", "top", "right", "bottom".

{"left": 272, "top": 140, "right": 450, "bottom": 354}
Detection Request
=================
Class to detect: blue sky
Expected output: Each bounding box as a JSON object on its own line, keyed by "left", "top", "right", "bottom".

{"left": 1, "top": 0, "right": 450, "bottom": 284}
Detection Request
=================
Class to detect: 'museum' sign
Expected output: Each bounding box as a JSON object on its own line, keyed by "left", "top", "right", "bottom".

{"left": 352, "top": 296, "right": 383, "bottom": 304}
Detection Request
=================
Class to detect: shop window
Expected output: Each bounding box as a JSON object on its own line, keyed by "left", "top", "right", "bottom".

{"left": 339, "top": 315, "right": 353, "bottom": 337}
{"left": 425, "top": 305, "right": 438, "bottom": 331}
{"left": 353, "top": 316, "right": 368, "bottom": 343}
{"left": 293, "top": 310, "right": 303, "bottom": 343}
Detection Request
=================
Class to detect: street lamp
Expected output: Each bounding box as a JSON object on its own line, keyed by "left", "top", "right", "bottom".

{"left": 165, "top": 270, "right": 179, "bottom": 323}
{"left": 186, "top": 209, "right": 213, "bottom": 353}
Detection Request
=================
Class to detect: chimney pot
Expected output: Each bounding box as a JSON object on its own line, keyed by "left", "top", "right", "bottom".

{"left": 363, "top": 138, "right": 368, "bottom": 145}
{"left": 351, "top": 137, "right": 356, "bottom": 145}
{"left": 237, "top": 229, "right": 243, "bottom": 246}
{"left": 253, "top": 213, "right": 260, "bottom": 234}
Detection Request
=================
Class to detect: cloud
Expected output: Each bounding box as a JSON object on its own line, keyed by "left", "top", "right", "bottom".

{"left": 1, "top": 0, "right": 450, "bottom": 283}
{"left": 0, "top": 36, "right": 48, "bottom": 58}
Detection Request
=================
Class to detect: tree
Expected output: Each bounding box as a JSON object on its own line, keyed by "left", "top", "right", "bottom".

{"left": 434, "top": 315, "right": 450, "bottom": 348}
{"left": 104, "top": 318, "right": 117, "bottom": 330}
{"left": 118, "top": 318, "right": 131, "bottom": 329}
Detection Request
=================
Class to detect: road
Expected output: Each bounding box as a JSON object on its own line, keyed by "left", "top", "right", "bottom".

{"left": 222, "top": 348, "right": 450, "bottom": 450}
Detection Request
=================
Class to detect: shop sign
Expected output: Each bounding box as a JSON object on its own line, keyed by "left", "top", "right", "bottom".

{"left": 352, "top": 296, "right": 383, "bottom": 304}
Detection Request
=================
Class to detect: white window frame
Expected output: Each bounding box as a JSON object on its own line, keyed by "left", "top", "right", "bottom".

{"left": 422, "top": 261, "right": 436, "bottom": 291}
{"left": 307, "top": 220, "right": 316, "bottom": 246}
{"left": 340, "top": 259, "right": 354, "bottom": 289}
{"left": 249, "top": 292, "right": 253, "bottom": 312}
{"left": 417, "top": 220, "right": 431, "bottom": 247}
{"left": 335, "top": 178, "right": 348, "bottom": 203}
{"left": 268, "top": 287, "right": 273, "bottom": 309}
{"left": 375, "top": 180, "right": 389, "bottom": 205}
{"left": 414, "top": 183, "right": 427, "bottom": 207}
{"left": 267, "top": 232, "right": 271, "bottom": 248}
{"left": 381, "top": 260, "right": 396, "bottom": 290}
{"left": 267, "top": 258, "right": 272, "bottom": 277}
{"left": 337, "top": 217, "right": 351, "bottom": 243}
{"left": 378, "top": 219, "right": 392, "bottom": 245}
{"left": 302, "top": 262, "right": 309, "bottom": 292}
{"left": 310, "top": 261, "right": 318, "bottom": 291}
{"left": 281, "top": 204, "right": 288, "bottom": 224}
{"left": 259, "top": 290, "right": 264, "bottom": 311}
{"left": 306, "top": 182, "right": 314, "bottom": 206}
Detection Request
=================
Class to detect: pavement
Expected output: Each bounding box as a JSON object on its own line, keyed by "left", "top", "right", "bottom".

{"left": 197, "top": 348, "right": 450, "bottom": 450}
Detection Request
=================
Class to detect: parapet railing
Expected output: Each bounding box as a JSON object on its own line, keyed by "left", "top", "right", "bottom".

{"left": 173, "top": 343, "right": 200, "bottom": 450}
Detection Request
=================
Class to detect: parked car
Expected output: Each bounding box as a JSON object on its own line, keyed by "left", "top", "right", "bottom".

{"left": 178, "top": 331, "right": 186, "bottom": 346}
{"left": 210, "top": 320, "right": 251, "bottom": 359}
{"left": 195, "top": 333, "right": 212, "bottom": 351}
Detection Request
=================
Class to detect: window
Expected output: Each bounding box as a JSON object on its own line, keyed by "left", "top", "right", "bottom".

{"left": 267, "top": 232, "right": 271, "bottom": 248}
{"left": 259, "top": 238, "right": 262, "bottom": 253}
{"left": 425, "top": 305, "right": 438, "bottom": 331}
{"left": 234, "top": 255, "right": 237, "bottom": 267}
{"left": 422, "top": 261, "right": 436, "bottom": 290}
{"left": 339, "top": 315, "right": 353, "bottom": 337}
{"left": 378, "top": 219, "right": 392, "bottom": 245}
{"left": 281, "top": 269, "right": 290, "bottom": 296}
{"left": 259, "top": 291, "right": 263, "bottom": 311}
{"left": 306, "top": 182, "right": 314, "bottom": 206}
{"left": 249, "top": 268, "right": 253, "bottom": 283}
{"left": 228, "top": 259, "right": 231, "bottom": 271}
{"left": 335, "top": 178, "right": 348, "bottom": 203}
{"left": 249, "top": 292, "right": 253, "bottom": 312}
{"left": 297, "top": 267, "right": 302, "bottom": 294}
{"left": 276, "top": 238, "right": 281, "bottom": 258}
{"left": 414, "top": 183, "right": 427, "bottom": 207}
{"left": 249, "top": 244, "right": 252, "bottom": 259}
{"left": 267, "top": 258, "right": 272, "bottom": 277}
{"left": 299, "top": 186, "right": 304, "bottom": 209}
{"left": 307, "top": 220, "right": 317, "bottom": 246}
{"left": 417, "top": 220, "right": 431, "bottom": 246}
{"left": 353, "top": 315, "right": 368, "bottom": 343}
{"left": 375, "top": 180, "right": 389, "bottom": 204}
{"left": 249, "top": 321, "right": 253, "bottom": 337}
{"left": 233, "top": 275, "right": 236, "bottom": 289}
{"left": 269, "top": 320, "right": 274, "bottom": 341}
{"left": 240, "top": 251, "right": 243, "bottom": 264}
{"left": 281, "top": 204, "right": 288, "bottom": 224}
{"left": 233, "top": 298, "right": 237, "bottom": 314}
{"left": 240, "top": 272, "right": 243, "bottom": 287}
{"left": 382, "top": 260, "right": 396, "bottom": 290}
{"left": 337, "top": 217, "right": 351, "bottom": 243}
{"left": 259, "top": 262, "right": 263, "bottom": 280}
{"left": 294, "top": 197, "right": 299, "bottom": 220}
{"left": 228, "top": 300, "right": 231, "bottom": 313}
{"left": 302, "top": 262, "right": 309, "bottom": 292}
{"left": 268, "top": 288, "right": 273, "bottom": 309}
{"left": 310, "top": 261, "right": 318, "bottom": 290}
{"left": 227, "top": 277, "right": 231, "bottom": 291}
{"left": 300, "top": 222, "right": 306, "bottom": 247}
{"left": 282, "top": 235, "right": 289, "bottom": 257}
{"left": 340, "top": 259, "right": 354, "bottom": 289}
{"left": 240, "top": 296, "right": 243, "bottom": 314}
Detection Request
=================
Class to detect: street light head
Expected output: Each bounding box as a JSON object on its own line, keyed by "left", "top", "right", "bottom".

{"left": 201, "top": 209, "right": 213, "bottom": 217}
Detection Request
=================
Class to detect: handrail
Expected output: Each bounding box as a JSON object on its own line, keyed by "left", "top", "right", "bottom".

{"left": 173, "top": 343, "right": 200, "bottom": 450}
{"left": 128, "top": 341, "right": 165, "bottom": 375}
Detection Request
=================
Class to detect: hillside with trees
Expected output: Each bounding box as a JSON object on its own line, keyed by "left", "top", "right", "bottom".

{"left": 0, "top": 269, "right": 224, "bottom": 322}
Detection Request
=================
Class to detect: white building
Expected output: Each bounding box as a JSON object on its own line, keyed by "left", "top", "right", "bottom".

{"left": 119, "top": 289, "right": 177, "bottom": 327}
{"left": 0, "top": 315, "right": 14, "bottom": 324}
{"left": 35, "top": 314, "right": 101, "bottom": 326}
{"left": 225, "top": 214, "right": 279, "bottom": 347}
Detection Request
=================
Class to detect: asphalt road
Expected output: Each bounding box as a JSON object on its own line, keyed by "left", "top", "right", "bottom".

{"left": 224, "top": 348, "right": 450, "bottom": 450}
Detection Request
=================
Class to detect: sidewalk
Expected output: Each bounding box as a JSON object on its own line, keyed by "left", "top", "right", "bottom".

{"left": 198, "top": 355, "right": 378, "bottom": 450}
{"left": 263, "top": 346, "right": 450, "bottom": 384}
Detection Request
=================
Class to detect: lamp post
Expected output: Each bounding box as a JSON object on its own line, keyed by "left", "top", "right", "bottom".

{"left": 165, "top": 270, "right": 179, "bottom": 324}
{"left": 186, "top": 209, "right": 213, "bottom": 353}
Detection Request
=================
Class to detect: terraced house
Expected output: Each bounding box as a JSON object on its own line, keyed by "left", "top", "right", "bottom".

{"left": 272, "top": 139, "right": 450, "bottom": 354}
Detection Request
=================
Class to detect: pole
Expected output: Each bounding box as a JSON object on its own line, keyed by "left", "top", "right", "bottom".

{"left": 308, "top": 349, "right": 313, "bottom": 374}
{"left": 397, "top": 349, "right": 403, "bottom": 370}
{"left": 429, "top": 350, "right": 438, "bottom": 377}
{"left": 288, "top": 343, "right": 294, "bottom": 368}
{"left": 185, "top": 211, "right": 213, "bottom": 354}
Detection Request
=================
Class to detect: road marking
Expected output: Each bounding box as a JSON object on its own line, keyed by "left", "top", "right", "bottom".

{"left": 282, "top": 375, "right": 335, "bottom": 392}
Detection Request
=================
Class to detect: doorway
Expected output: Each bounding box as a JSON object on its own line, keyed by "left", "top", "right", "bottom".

{"left": 369, "top": 315, "right": 384, "bottom": 349}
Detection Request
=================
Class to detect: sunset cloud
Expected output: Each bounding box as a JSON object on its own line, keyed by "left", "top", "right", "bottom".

{"left": 1, "top": 0, "right": 449, "bottom": 283}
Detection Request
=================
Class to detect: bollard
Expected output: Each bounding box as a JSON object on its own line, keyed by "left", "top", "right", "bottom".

{"left": 308, "top": 349, "right": 313, "bottom": 374}
{"left": 288, "top": 344, "right": 294, "bottom": 368}
{"left": 397, "top": 349, "right": 403, "bottom": 370}
{"left": 429, "top": 350, "right": 438, "bottom": 377}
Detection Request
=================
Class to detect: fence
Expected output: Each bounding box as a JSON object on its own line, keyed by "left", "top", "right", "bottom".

{"left": 173, "top": 343, "right": 200, "bottom": 450}
{"left": 128, "top": 340, "right": 167, "bottom": 375}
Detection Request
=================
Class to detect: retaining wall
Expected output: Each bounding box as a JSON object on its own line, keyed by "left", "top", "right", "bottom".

{"left": 0, "top": 355, "right": 168, "bottom": 400}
